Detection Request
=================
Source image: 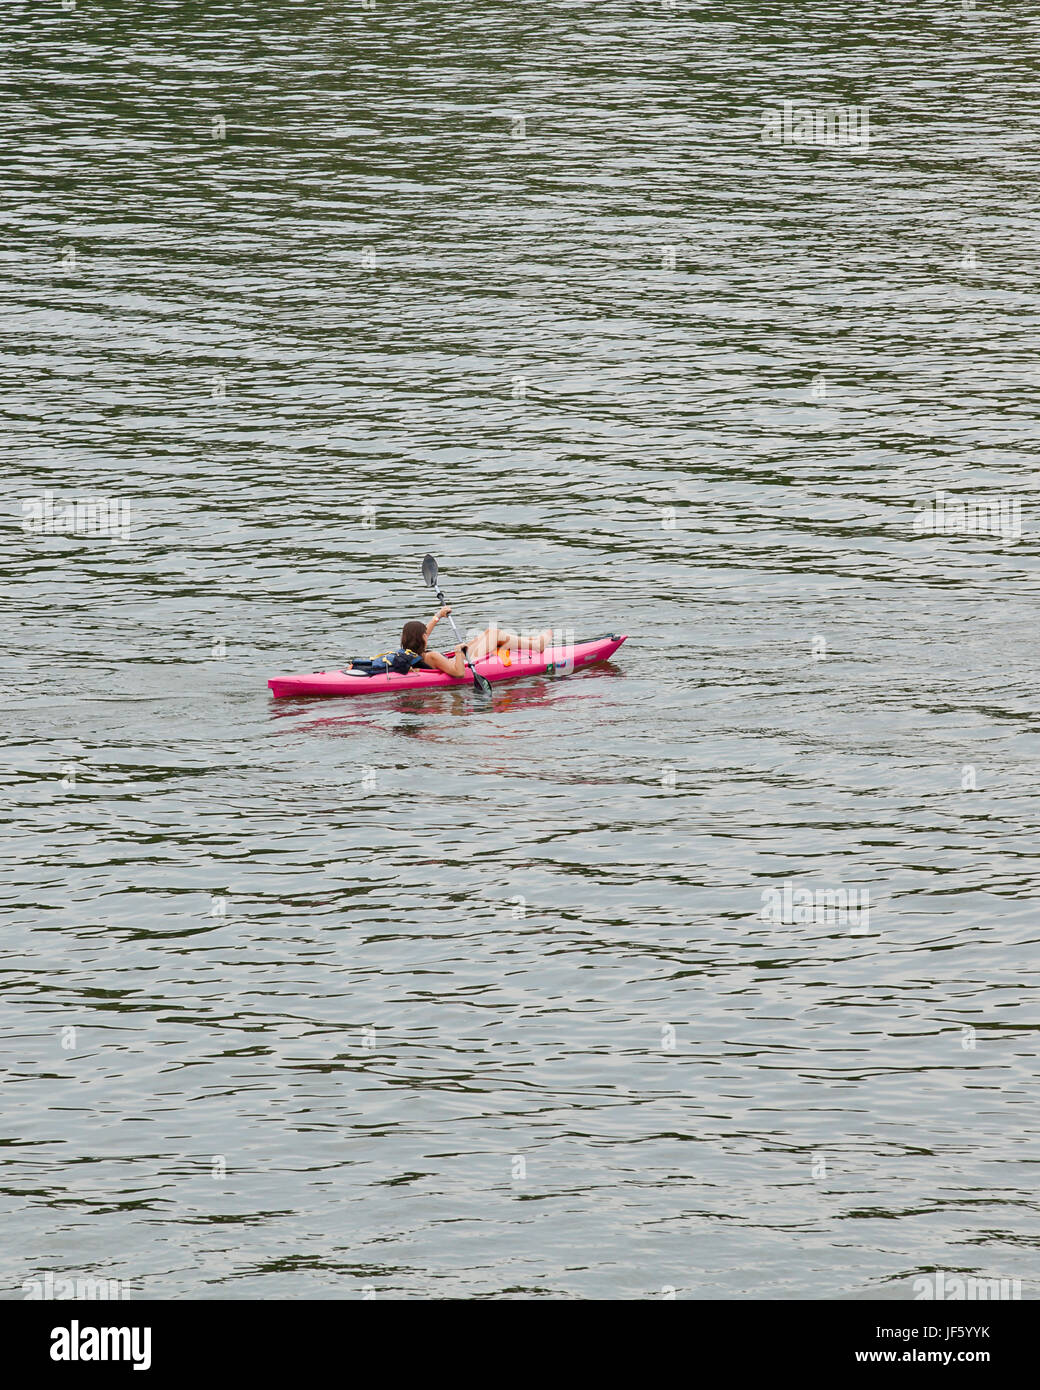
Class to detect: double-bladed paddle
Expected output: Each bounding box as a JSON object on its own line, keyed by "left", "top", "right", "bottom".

{"left": 422, "top": 554, "right": 493, "bottom": 696}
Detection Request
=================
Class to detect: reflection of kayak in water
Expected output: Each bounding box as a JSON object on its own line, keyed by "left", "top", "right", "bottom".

{"left": 268, "top": 634, "right": 627, "bottom": 699}
{"left": 270, "top": 672, "right": 624, "bottom": 733}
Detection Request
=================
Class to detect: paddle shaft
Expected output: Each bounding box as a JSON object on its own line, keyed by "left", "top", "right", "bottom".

{"left": 433, "top": 586, "right": 488, "bottom": 684}
{"left": 433, "top": 586, "right": 478, "bottom": 667}
{"left": 421, "top": 555, "right": 491, "bottom": 694}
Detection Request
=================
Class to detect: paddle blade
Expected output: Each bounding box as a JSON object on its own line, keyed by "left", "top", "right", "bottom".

{"left": 422, "top": 553, "right": 438, "bottom": 587}
{"left": 473, "top": 670, "right": 493, "bottom": 697}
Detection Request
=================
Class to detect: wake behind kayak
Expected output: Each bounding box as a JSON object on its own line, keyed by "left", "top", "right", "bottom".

{"left": 268, "top": 633, "right": 627, "bottom": 699}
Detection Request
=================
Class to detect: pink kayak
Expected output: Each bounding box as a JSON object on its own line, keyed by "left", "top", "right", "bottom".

{"left": 269, "top": 633, "right": 627, "bottom": 699}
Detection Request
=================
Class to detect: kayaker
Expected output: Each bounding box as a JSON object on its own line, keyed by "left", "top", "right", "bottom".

{"left": 348, "top": 608, "right": 552, "bottom": 679}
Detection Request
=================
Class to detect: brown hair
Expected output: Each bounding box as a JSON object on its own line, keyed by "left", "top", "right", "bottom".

{"left": 401, "top": 620, "right": 427, "bottom": 654}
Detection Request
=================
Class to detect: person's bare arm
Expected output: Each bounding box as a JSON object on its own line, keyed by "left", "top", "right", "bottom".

{"left": 423, "top": 646, "right": 467, "bottom": 679}
{"left": 424, "top": 605, "right": 450, "bottom": 641}
{"left": 423, "top": 605, "right": 466, "bottom": 676}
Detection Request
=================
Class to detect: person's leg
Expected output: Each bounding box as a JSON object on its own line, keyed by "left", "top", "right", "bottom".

{"left": 462, "top": 626, "right": 503, "bottom": 661}
{"left": 465, "top": 626, "right": 553, "bottom": 660}
{"left": 513, "top": 628, "right": 553, "bottom": 656}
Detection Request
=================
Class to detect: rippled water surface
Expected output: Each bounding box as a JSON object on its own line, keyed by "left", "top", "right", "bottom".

{"left": 3, "top": 1, "right": 1039, "bottom": 1298}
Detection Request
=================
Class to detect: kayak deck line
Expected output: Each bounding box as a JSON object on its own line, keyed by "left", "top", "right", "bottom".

{"left": 268, "top": 633, "right": 627, "bottom": 699}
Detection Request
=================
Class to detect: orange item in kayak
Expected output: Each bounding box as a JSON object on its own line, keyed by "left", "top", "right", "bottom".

{"left": 497, "top": 646, "right": 512, "bottom": 666}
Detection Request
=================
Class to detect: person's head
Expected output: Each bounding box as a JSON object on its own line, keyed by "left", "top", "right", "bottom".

{"left": 401, "top": 619, "right": 427, "bottom": 654}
